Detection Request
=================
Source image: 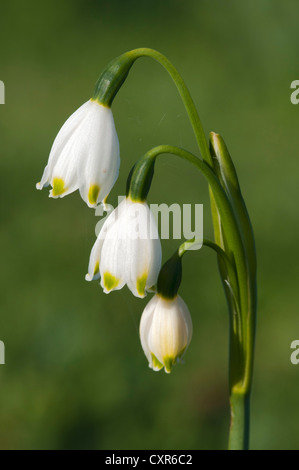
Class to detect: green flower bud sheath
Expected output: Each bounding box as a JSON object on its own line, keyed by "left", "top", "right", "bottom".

{"left": 157, "top": 251, "right": 182, "bottom": 300}
{"left": 126, "top": 154, "right": 156, "bottom": 202}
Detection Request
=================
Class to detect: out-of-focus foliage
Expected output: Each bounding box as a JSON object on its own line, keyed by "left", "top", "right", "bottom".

{"left": 0, "top": 0, "right": 298, "bottom": 449}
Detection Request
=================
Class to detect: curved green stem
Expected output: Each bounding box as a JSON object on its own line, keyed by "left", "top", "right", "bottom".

{"left": 131, "top": 145, "right": 254, "bottom": 384}
{"left": 130, "top": 144, "right": 255, "bottom": 449}
{"left": 127, "top": 49, "right": 211, "bottom": 165}
{"left": 179, "top": 237, "right": 233, "bottom": 268}
{"left": 135, "top": 146, "right": 247, "bottom": 304}
{"left": 203, "top": 239, "right": 233, "bottom": 266}
{"left": 94, "top": 48, "right": 211, "bottom": 165}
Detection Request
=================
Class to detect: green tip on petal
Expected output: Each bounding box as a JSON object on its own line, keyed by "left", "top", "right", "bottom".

{"left": 52, "top": 177, "right": 66, "bottom": 196}
{"left": 88, "top": 184, "right": 101, "bottom": 205}
{"left": 163, "top": 356, "right": 175, "bottom": 374}
{"left": 136, "top": 273, "right": 147, "bottom": 297}
{"left": 151, "top": 353, "right": 163, "bottom": 371}
{"left": 103, "top": 272, "right": 120, "bottom": 291}
{"left": 94, "top": 261, "right": 100, "bottom": 276}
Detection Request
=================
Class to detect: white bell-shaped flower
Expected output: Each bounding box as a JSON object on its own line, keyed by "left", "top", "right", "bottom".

{"left": 139, "top": 294, "right": 193, "bottom": 373}
{"left": 36, "top": 99, "right": 120, "bottom": 208}
{"left": 86, "top": 197, "right": 162, "bottom": 298}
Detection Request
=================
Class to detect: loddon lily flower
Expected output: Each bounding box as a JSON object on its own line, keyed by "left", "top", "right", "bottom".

{"left": 36, "top": 99, "right": 120, "bottom": 208}
{"left": 139, "top": 294, "right": 193, "bottom": 373}
{"left": 85, "top": 197, "right": 162, "bottom": 298}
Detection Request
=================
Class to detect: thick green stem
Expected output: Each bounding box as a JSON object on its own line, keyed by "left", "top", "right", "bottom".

{"left": 229, "top": 391, "right": 250, "bottom": 450}
{"left": 178, "top": 239, "right": 251, "bottom": 450}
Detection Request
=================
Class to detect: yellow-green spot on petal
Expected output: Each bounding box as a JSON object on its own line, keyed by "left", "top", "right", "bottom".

{"left": 137, "top": 273, "right": 148, "bottom": 296}
{"left": 163, "top": 356, "right": 175, "bottom": 374}
{"left": 94, "top": 261, "right": 100, "bottom": 276}
{"left": 151, "top": 353, "right": 163, "bottom": 371}
{"left": 52, "top": 178, "right": 65, "bottom": 196}
{"left": 103, "top": 272, "right": 119, "bottom": 291}
{"left": 88, "top": 184, "right": 100, "bottom": 205}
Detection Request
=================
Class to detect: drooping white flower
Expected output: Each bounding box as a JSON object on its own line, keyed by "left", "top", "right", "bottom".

{"left": 139, "top": 294, "right": 193, "bottom": 373}
{"left": 85, "top": 197, "right": 162, "bottom": 298}
{"left": 36, "top": 99, "right": 120, "bottom": 208}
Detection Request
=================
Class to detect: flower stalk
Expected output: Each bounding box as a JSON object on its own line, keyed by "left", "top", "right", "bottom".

{"left": 92, "top": 48, "right": 211, "bottom": 165}
{"left": 128, "top": 144, "right": 256, "bottom": 450}
{"left": 38, "top": 47, "right": 257, "bottom": 451}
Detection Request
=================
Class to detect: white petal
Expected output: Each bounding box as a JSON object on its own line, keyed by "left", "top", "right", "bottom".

{"left": 145, "top": 208, "right": 162, "bottom": 291}
{"left": 78, "top": 103, "right": 120, "bottom": 208}
{"left": 146, "top": 296, "right": 192, "bottom": 372}
{"left": 49, "top": 134, "right": 83, "bottom": 198}
{"left": 99, "top": 235, "right": 126, "bottom": 292}
{"left": 37, "top": 100, "right": 120, "bottom": 207}
{"left": 37, "top": 101, "right": 91, "bottom": 190}
{"left": 86, "top": 200, "right": 125, "bottom": 281}
{"left": 88, "top": 198, "right": 162, "bottom": 298}
{"left": 124, "top": 201, "right": 161, "bottom": 298}
{"left": 85, "top": 235, "right": 104, "bottom": 282}
{"left": 177, "top": 296, "right": 193, "bottom": 349}
{"left": 98, "top": 200, "right": 127, "bottom": 293}
{"left": 139, "top": 295, "right": 159, "bottom": 367}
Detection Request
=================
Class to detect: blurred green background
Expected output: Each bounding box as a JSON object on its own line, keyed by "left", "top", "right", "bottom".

{"left": 0, "top": 0, "right": 298, "bottom": 450}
